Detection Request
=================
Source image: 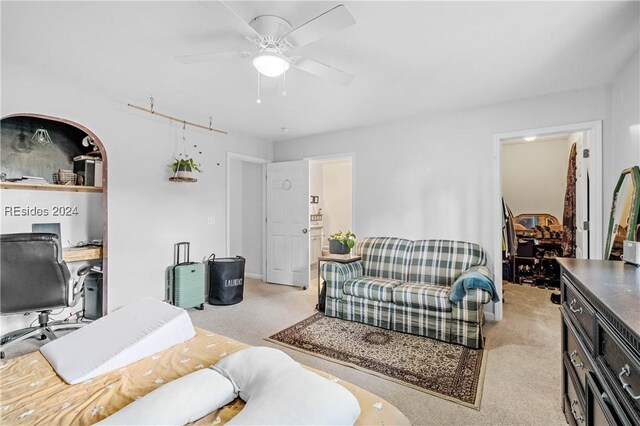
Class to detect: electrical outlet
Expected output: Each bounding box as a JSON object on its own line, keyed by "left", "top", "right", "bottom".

{"left": 207, "top": 216, "right": 215, "bottom": 225}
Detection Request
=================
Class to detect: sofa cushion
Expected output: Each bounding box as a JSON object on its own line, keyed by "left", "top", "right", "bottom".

{"left": 343, "top": 277, "right": 401, "bottom": 302}
{"left": 355, "top": 237, "right": 413, "bottom": 281}
{"left": 393, "top": 283, "right": 452, "bottom": 311}
{"left": 407, "top": 240, "right": 487, "bottom": 286}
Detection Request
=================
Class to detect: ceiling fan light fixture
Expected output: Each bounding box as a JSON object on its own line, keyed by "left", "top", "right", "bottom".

{"left": 252, "top": 51, "right": 290, "bottom": 77}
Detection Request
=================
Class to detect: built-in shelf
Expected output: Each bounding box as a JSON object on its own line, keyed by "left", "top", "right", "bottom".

{"left": 62, "top": 246, "right": 103, "bottom": 262}
{"left": 1, "top": 182, "right": 102, "bottom": 193}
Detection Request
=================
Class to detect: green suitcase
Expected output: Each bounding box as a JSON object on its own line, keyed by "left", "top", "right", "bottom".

{"left": 172, "top": 242, "right": 205, "bottom": 310}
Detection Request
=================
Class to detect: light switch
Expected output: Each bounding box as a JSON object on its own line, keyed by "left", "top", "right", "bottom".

{"left": 207, "top": 217, "right": 215, "bottom": 225}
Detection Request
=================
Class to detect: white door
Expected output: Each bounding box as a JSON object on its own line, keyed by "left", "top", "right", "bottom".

{"left": 266, "top": 160, "right": 310, "bottom": 288}
{"left": 575, "top": 132, "right": 589, "bottom": 259}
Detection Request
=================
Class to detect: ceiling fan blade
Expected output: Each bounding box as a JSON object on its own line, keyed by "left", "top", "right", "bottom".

{"left": 292, "top": 57, "right": 354, "bottom": 86}
{"left": 284, "top": 5, "right": 355, "bottom": 48}
{"left": 175, "top": 51, "right": 251, "bottom": 65}
{"left": 200, "top": 0, "right": 261, "bottom": 41}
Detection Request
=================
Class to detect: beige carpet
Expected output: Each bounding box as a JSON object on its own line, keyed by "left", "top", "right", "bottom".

{"left": 4, "top": 279, "right": 565, "bottom": 425}
{"left": 268, "top": 313, "right": 486, "bottom": 409}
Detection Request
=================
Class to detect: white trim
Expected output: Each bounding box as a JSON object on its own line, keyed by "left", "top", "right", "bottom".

{"left": 244, "top": 272, "right": 263, "bottom": 280}
{"left": 226, "top": 152, "right": 269, "bottom": 282}
{"left": 492, "top": 120, "right": 603, "bottom": 322}
{"left": 304, "top": 152, "right": 356, "bottom": 161}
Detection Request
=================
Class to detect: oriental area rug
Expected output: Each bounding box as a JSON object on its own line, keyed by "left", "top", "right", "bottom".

{"left": 267, "top": 313, "right": 486, "bottom": 410}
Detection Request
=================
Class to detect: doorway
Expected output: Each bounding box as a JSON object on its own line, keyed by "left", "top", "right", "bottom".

{"left": 502, "top": 132, "right": 584, "bottom": 291}
{"left": 309, "top": 156, "right": 354, "bottom": 292}
{"left": 492, "top": 121, "right": 603, "bottom": 321}
{"left": 226, "top": 153, "right": 267, "bottom": 280}
{"left": 262, "top": 154, "right": 355, "bottom": 290}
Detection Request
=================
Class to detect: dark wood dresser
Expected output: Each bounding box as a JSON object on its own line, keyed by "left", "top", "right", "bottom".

{"left": 558, "top": 258, "right": 640, "bottom": 425}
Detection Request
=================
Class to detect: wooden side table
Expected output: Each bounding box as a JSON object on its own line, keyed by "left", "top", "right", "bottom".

{"left": 317, "top": 254, "right": 362, "bottom": 298}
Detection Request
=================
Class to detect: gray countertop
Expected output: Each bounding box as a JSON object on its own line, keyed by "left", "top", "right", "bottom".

{"left": 558, "top": 258, "right": 640, "bottom": 344}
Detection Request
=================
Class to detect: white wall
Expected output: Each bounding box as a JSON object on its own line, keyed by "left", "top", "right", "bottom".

{"left": 274, "top": 85, "right": 615, "bottom": 318}
{"left": 502, "top": 138, "right": 571, "bottom": 221}
{"left": 240, "top": 161, "right": 263, "bottom": 276}
{"left": 1, "top": 61, "right": 272, "bottom": 322}
{"left": 322, "top": 160, "right": 353, "bottom": 245}
{"left": 1, "top": 191, "right": 103, "bottom": 245}
{"left": 609, "top": 50, "right": 640, "bottom": 210}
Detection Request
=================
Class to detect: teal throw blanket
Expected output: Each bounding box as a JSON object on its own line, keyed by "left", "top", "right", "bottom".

{"left": 450, "top": 271, "right": 500, "bottom": 304}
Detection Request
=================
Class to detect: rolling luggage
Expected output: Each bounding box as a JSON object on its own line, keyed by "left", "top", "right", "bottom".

{"left": 171, "top": 242, "right": 204, "bottom": 310}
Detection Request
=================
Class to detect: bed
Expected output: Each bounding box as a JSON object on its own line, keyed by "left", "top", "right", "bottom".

{"left": 0, "top": 327, "right": 410, "bottom": 425}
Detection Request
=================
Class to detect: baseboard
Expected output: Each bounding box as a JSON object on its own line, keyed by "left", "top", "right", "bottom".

{"left": 245, "top": 272, "right": 262, "bottom": 280}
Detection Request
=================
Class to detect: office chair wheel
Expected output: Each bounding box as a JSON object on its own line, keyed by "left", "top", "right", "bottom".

{"left": 0, "top": 352, "right": 4, "bottom": 359}
{"left": 38, "top": 335, "right": 47, "bottom": 341}
{"left": 197, "top": 304, "right": 204, "bottom": 310}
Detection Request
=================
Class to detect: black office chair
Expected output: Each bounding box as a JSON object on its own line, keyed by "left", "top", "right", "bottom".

{"left": 0, "top": 233, "right": 90, "bottom": 358}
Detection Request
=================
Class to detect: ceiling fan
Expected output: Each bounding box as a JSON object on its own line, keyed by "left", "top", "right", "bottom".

{"left": 176, "top": 2, "right": 356, "bottom": 88}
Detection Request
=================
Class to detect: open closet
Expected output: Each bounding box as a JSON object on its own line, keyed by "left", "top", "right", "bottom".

{"left": 501, "top": 132, "right": 587, "bottom": 291}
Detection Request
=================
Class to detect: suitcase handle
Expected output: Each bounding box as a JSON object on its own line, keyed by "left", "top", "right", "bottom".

{"left": 175, "top": 242, "right": 190, "bottom": 265}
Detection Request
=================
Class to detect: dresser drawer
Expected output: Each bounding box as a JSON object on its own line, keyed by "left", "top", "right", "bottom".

{"left": 564, "top": 354, "right": 587, "bottom": 425}
{"left": 598, "top": 320, "right": 640, "bottom": 420}
{"left": 564, "top": 312, "right": 592, "bottom": 391}
{"left": 563, "top": 275, "right": 595, "bottom": 349}
{"left": 586, "top": 372, "right": 631, "bottom": 426}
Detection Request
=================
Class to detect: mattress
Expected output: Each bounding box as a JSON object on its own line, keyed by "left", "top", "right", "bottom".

{"left": 0, "top": 327, "right": 410, "bottom": 425}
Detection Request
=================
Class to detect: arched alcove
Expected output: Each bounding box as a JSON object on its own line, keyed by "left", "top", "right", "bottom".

{"left": 1, "top": 113, "right": 108, "bottom": 315}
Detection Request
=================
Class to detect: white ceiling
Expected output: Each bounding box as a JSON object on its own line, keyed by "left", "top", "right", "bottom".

{"left": 2, "top": 1, "right": 639, "bottom": 142}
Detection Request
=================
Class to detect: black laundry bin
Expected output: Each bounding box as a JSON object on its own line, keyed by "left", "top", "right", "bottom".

{"left": 207, "top": 255, "right": 245, "bottom": 305}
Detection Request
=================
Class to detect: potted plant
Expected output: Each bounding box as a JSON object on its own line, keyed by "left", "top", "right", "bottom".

{"left": 170, "top": 157, "right": 202, "bottom": 179}
{"left": 328, "top": 230, "right": 356, "bottom": 254}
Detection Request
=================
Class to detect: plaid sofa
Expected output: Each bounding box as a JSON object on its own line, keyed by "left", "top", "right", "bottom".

{"left": 321, "top": 237, "right": 492, "bottom": 348}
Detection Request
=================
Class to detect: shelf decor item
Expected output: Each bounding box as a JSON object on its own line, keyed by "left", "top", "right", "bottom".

{"left": 52, "top": 170, "right": 77, "bottom": 185}
{"left": 328, "top": 230, "right": 356, "bottom": 254}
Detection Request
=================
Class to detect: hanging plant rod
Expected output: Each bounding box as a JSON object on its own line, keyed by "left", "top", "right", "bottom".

{"left": 127, "top": 97, "right": 227, "bottom": 135}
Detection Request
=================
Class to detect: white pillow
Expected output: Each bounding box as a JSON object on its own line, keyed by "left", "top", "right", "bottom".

{"left": 213, "top": 347, "right": 361, "bottom": 425}
{"left": 41, "top": 297, "right": 195, "bottom": 384}
{"left": 97, "top": 368, "right": 235, "bottom": 425}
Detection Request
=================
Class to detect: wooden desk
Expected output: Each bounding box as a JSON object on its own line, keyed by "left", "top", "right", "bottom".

{"left": 317, "top": 254, "right": 362, "bottom": 297}
{"left": 62, "top": 246, "right": 103, "bottom": 262}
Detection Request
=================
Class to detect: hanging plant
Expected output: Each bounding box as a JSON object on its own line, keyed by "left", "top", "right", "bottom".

{"left": 169, "top": 122, "right": 203, "bottom": 181}
{"left": 169, "top": 157, "right": 203, "bottom": 175}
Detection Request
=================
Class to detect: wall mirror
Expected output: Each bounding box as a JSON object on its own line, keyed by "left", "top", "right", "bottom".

{"left": 604, "top": 166, "right": 640, "bottom": 260}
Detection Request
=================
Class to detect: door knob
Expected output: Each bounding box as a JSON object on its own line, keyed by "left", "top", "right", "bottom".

{"left": 302, "top": 228, "right": 308, "bottom": 234}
